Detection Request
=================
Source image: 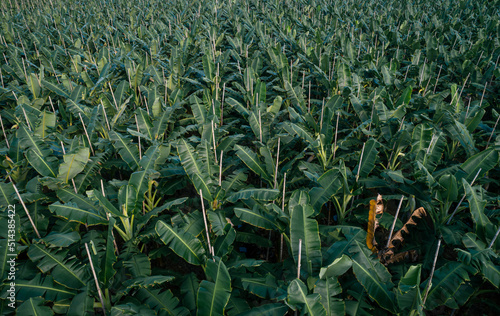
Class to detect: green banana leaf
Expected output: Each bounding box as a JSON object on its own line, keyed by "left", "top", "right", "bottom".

{"left": 49, "top": 201, "right": 107, "bottom": 226}
{"left": 463, "top": 180, "right": 496, "bottom": 242}
{"left": 123, "top": 253, "right": 151, "bottom": 278}
{"left": 26, "top": 149, "right": 58, "bottom": 178}
{"left": 421, "top": 261, "right": 477, "bottom": 310}
{"left": 314, "top": 277, "right": 345, "bottom": 316}
{"left": 34, "top": 110, "right": 55, "bottom": 139}
{"left": 15, "top": 274, "right": 76, "bottom": 302}
{"left": 109, "top": 131, "right": 141, "bottom": 171}
{"left": 190, "top": 95, "right": 208, "bottom": 125}
{"left": 177, "top": 138, "right": 214, "bottom": 201}
{"left": 136, "top": 288, "right": 190, "bottom": 316}
{"left": 460, "top": 148, "right": 499, "bottom": 183}
{"left": 234, "top": 207, "right": 278, "bottom": 230}
{"left": 67, "top": 287, "right": 94, "bottom": 316}
{"left": 156, "top": 220, "right": 205, "bottom": 265}
{"left": 355, "top": 139, "right": 379, "bottom": 179}
{"left": 290, "top": 203, "right": 322, "bottom": 276}
{"left": 42, "top": 231, "right": 80, "bottom": 247}
{"left": 100, "top": 217, "right": 117, "bottom": 288}
{"left": 135, "top": 108, "right": 154, "bottom": 141}
{"left": 235, "top": 145, "right": 273, "bottom": 184}
{"left": 0, "top": 183, "right": 15, "bottom": 207}
{"left": 309, "top": 169, "right": 342, "bottom": 213}
{"left": 196, "top": 257, "right": 232, "bottom": 316}
{"left": 462, "top": 233, "right": 500, "bottom": 287}
{"left": 57, "top": 148, "right": 90, "bottom": 183}
{"left": 287, "top": 278, "right": 326, "bottom": 316}
{"left": 56, "top": 188, "right": 99, "bottom": 212}
{"left": 18, "top": 124, "right": 51, "bottom": 157}
{"left": 236, "top": 303, "right": 288, "bottom": 316}
{"left": 17, "top": 297, "right": 54, "bottom": 316}
{"left": 350, "top": 241, "right": 395, "bottom": 313}
{"left": 227, "top": 188, "right": 279, "bottom": 203}
{"left": 93, "top": 190, "right": 125, "bottom": 218}
{"left": 396, "top": 265, "right": 424, "bottom": 315}
{"left": 28, "top": 243, "right": 89, "bottom": 289}
{"left": 319, "top": 255, "right": 352, "bottom": 279}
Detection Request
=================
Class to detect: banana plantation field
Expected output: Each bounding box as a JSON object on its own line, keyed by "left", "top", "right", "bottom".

{"left": 1, "top": 0, "right": 500, "bottom": 314}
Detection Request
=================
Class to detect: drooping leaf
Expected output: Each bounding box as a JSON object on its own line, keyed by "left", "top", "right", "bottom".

{"left": 290, "top": 203, "right": 322, "bottom": 276}
{"left": 49, "top": 201, "right": 107, "bottom": 226}
{"left": 15, "top": 274, "right": 76, "bottom": 302}
{"left": 319, "top": 255, "right": 353, "bottom": 279}
{"left": 42, "top": 231, "right": 80, "bottom": 247}
{"left": 100, "top": 217, "right": 117, "bottom": 287}
{"left": 234, "top": 207, "right": 277, "bottom": 230}
{"left": 16, "top": 297, "right": 54, "bottom": 316}
{"left": 124, "top": 253, "right": 151, "bottom": 278}
{"left": 196, "top": 257, "right": 232, "bottom": 316}
{"left": 350, "top": 241, "right": 395, "bottom": 313}
{"left": 241, "top": 274, "right": 279, "bottom": 299}
{"left": 67, "top": 286, "right": 94, "bottom": 316}
{"left": 109, "top": 131, "right": 141, "bottom": 171}
{"left": 26, "top": 149, "right": 58, "bottom": 177}
{"left": 421, "top": 261, "right": 477, "bottom": 310}
{"left": 156, "top": 220, "right": 205, "bottom": 265}
{"left": 396, "top": 265, "right": 424, "bottom": 314}
{"left": 136, "top": 288, "right": 190, "bottom": 316}
{"left": 460, "top": 148, "right": 499, "bottom": 183}
{"left": 235, "top": 145, "right": 272, "bottom": 183}
{"left": 28, "top": 243, "right": 88, "bottom": 289}
{"left": 309, "top": 169, "right": 342, "bottom": 213}
{"left": 227, "top": 189, "right": 279, "bottom": 203}
{"left": 463, "top": 180, "right": 495, "bottom": 242}
{"left": 287, "top": 278, "right": 326, "bottom": 316}
{"left": 57, "top": 148, "right": 90, "bottom": 183}
{"left": 314, "top": 277, "right": 345, "bottom": 316}
{"left": 356, "top": 139, "right": 379, "bottom": 179}
{"left": 177, "top": 138, "right": 214, "bottom": 201}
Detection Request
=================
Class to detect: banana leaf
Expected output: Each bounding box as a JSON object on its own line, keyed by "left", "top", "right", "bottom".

{"left": 17, "top": 297, "right": 54, "bottom": 316}
{"left": 57, "top": 148, "right": 90, "bottom": 183}
{"left": 136, "top": 288, "right": 190, "bottom": 316}
{"left": 421, "top": 261, "right": 477, "bottom": 310}
{"left": 314, "top": 277, "right": 345, "bottom": 316}
{"left": 235, "top": 145, "right": 273, "bottom": 184}
{"left": 109, "top": 131, "right": 141, "bottom": 171}
{"left": 290, "top": 204, "right": 322, "bottom": 276}
{"left": 28, "top": 243, "right": 89, "bottom": 289}
{"left": 49, "top": 201, "right": 107, "bottom": 226}
{"left": 196, "top": 257, "right": 231, "bottom": 316}
{"left": 350, "top": 241, "right": 395, "bottom": 313}
{"left": 287, "top": 278, "right": 326, "bottom": 316}
{"left": 156, "top": 220, "right": 205, "bottom": 265}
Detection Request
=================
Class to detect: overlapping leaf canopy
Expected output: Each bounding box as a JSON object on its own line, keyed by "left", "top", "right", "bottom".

{"left": 0, "top": 0, "right": 499, "bottom": 314}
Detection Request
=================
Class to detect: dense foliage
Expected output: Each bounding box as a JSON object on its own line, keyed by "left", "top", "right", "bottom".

{"left": 1, "top": 0, "right": 499, "bottom": 314}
